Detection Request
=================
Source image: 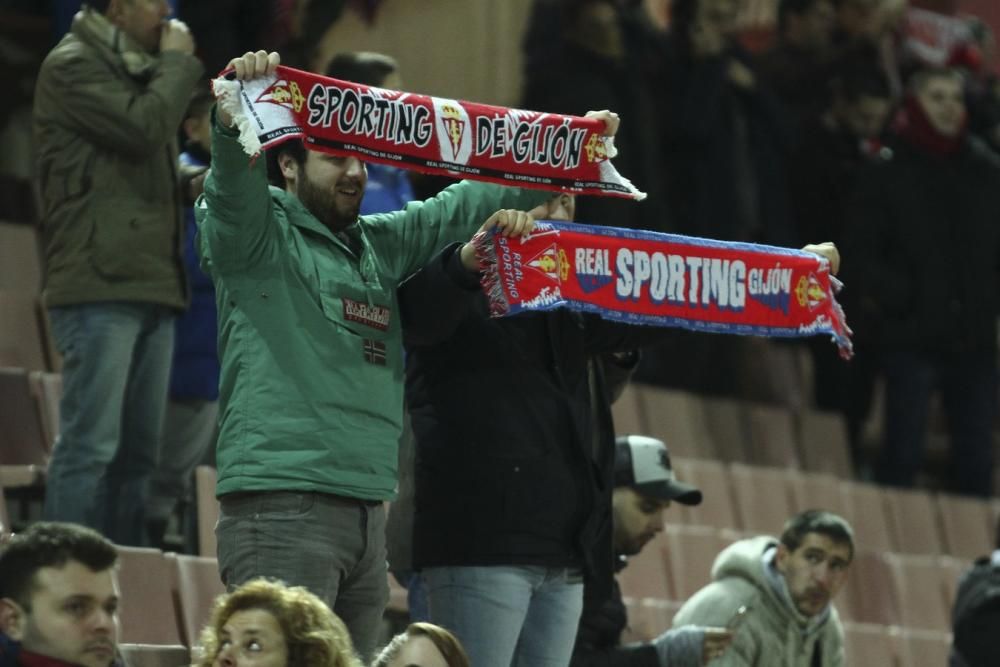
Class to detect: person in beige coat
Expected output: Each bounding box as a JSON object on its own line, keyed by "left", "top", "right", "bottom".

{"left": 673, "top": 510, "right": 853, "bottom": 666}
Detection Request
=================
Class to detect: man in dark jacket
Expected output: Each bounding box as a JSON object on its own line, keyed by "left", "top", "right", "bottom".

{"left": 33, "top": 0, "right": 203, "bottom": 545}
{"left": 570, "top": 435, "right": 732, "bottom": 667}
{"left": 785, "top": 65, "right": 892, "bottom": 468}
{"left": 400, "top": 193, "right": 669, "bottom": 667}
{"left": 847, "top": 66, "right": 1000, "bottom": 496}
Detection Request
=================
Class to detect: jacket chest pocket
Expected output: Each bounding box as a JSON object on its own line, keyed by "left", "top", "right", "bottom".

{"left": 318, "top": 279, "right": 397, "bottom": 342}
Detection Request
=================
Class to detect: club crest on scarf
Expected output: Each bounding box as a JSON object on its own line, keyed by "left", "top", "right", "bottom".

{"left": 256, "top": 80, "right": 306, "bottom": 113}
{"left": 795, "top": 273, "right": 828, "bottom": 311}
{"left": 525, "top": 244, "right": 570, "bottom": 283}
{"left": 434, "top": 100, "right": 471, "bottom": 165}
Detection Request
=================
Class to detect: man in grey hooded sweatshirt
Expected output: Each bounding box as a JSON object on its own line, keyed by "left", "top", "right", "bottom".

{"left": 672, "top": 510, "right": 853, "bottom": 666}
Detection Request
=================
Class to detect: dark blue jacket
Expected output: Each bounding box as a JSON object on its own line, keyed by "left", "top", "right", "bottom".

{"left": 170, "top": 150, "right": 219, "bottom": 400}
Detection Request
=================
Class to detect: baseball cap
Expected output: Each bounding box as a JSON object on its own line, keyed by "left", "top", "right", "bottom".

{"left": 614, "top": 435, "right": 702, "bottom": 505}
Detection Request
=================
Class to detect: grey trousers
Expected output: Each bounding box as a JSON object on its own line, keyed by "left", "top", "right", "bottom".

{"left": 148, "top": 398, "right": 218, "bottom": 521}
{"left": 216, "top": 491, "right": 389, "bottom": 660}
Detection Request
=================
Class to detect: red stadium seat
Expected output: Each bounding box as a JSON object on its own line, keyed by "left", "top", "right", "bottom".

{"left": 173, "top": 555, "right": 226, "bottom": 647}
{"left": 115, "top": 547, "right": 184, "bottom": 645}
{"left": 842, "top": 622, "right": 896, "bottom": 666}
{"left": 884, "top": 487, "right": 945, "bottom": 555}
{"left": 936, "top": 493, "right": 994, "bottom": 559}
{"left": 728, "top": 464, "right": 796, "bottom": 535}
{"left": 195, "top": 466, "right": 219, "bottom": 558}
{"left": 636, "top": 386, "right": 716, "bottom": 460}
{"left": 797, "top": 410, "right": 853, "bottom": 479}
{"left": 670, "top": 458, "right": 739, "bottom": 531}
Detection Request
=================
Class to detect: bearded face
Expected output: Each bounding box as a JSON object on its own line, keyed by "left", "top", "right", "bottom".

{"left": 294, "top": 152, "right": 368, "bottom": 233}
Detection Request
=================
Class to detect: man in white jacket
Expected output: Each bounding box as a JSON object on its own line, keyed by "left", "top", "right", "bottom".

{"left": 673, "top": 510, "right": 854, "bottom": 666}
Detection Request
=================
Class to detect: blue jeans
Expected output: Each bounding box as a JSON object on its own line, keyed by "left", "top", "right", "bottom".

{"left": 44, "top": 302, "right": 174, "bottom": 545}
{"left": 423, "top": 565, "right": 584, "bottom": 667}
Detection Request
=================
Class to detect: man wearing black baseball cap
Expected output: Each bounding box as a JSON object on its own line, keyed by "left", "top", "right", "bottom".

{"left": 570, "top": 435, "right": 732, "bottom": 667}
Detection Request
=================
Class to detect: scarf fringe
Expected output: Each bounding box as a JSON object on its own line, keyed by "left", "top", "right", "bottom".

{"left": 473, "top": 231, "right": 513, "bottom": 316}
{"left": 212, "top": 78, "right": 263, "bottom": 156}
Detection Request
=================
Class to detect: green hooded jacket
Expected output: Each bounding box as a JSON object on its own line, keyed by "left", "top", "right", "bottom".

{"left": 197, "top": 117, "right": 549, "bottom": 500}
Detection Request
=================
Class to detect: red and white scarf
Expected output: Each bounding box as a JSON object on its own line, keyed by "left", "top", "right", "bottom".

{"left": 213, "top": 65, "right": 645, "bottom": 200}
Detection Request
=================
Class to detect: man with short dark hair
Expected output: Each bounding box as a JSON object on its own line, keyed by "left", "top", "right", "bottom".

{"left": 673, "top": 510, "right": 854, "bottom": 666}
{"left": 0, "top": 523, "right": 120, "bottom": 667}
{"left": 571, "top": 435, "right": 732, "bottom": 667}
{"left": 33, "top": 0, "right": 203, "bottom": 545}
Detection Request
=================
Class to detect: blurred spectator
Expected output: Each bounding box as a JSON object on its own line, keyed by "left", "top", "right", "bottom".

{"left": 639, "top": 0, "right": 796, "bottom": 397}
{"left": 786, "top": 66, "right": 892, "bottom": 467}
{"left": 522, "top": 0, "right": 669, "bottom": 233}
{"left": 787, "top": 66, "right": 893, "bottom": 247}
{"left": 570, "top": 435, "right": 733, "bottom": 667}
{"left": 51, "top": 0, "right": 178, "bottom": 41}
{"left": 0, "top": 3, "right": 48, "bottom": 223}
{"left": 176, "top": 0, "right": 270, "bottom": 74}
{"left": 958, "top": 17, "right": 1000, "bottom": 154}
{"left": 372, "top": 623, "right": 470, "bottom": 667}
{"left": 146, "top": 83, "right": 218, "bottom": 552}
{"left": 195, "top": 579, "right": 362, "bottom": 667}
{"left": 949, "top": 516, "right": 1000, "bottom": 667}
{"left": 33, "top": 0, "right": 202, "bottom": 545}
{"left": 325, "top": 52, "right": 414, "bottom": 215}
{"left": 757, "top": 0, "right": 838, "bottom": 134}
{"left": 831, "top": 0, "right": 905, "bottom": 96}
{"left": 673, "top": 511, "right": 855, "bottom": 666}
{"left": 661, "top": 0, "right": 793, "bottom": 245}
{"left": 846, "top": 66, "right": 1000, "bottom": 497}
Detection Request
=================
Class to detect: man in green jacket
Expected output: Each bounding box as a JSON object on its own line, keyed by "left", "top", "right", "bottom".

{"left": 198, "top": 50, "right": 620, "bottom": 659}
{"left": 672, "top": 510, "right": 854, "bottom": 666}
{"left": 33, "top": 0, "right": 203, "bottom": 546}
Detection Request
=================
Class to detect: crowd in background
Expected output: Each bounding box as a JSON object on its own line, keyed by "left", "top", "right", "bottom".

{"left": 0, "top": 0, "right": 997, "bottom": 553}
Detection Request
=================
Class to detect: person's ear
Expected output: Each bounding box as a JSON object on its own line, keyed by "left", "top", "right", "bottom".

{"left": 774, "top": 543, "right": 790, "bottom": 574}
{"left": 278, "top": 153, "right": 299, "bottom": 183}
{"left": 0, "top": 598, "right": 26, "bottom": 640}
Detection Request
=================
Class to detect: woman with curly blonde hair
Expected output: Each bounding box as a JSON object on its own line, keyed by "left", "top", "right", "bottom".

{"left": 197, "top": 579, "right": 362, "bottom": 667}
{"left": 371, "top": 623, "right": 470, "bottom": 667}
